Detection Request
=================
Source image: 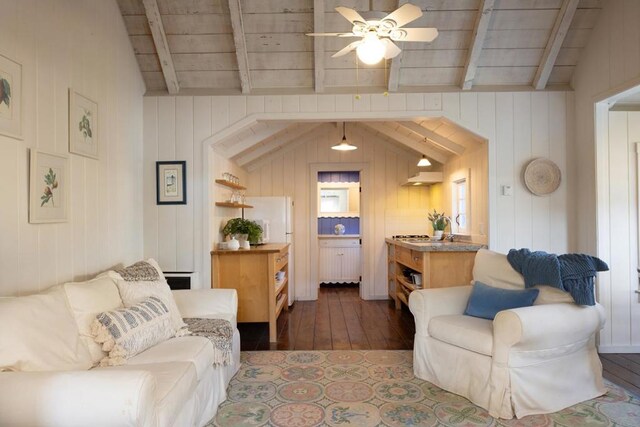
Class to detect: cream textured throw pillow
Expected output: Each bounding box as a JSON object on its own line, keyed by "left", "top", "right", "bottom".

{"left": 108, "top": 259, "right": 189, "bottom": 336}
{"left": 64, "top": 275, "right": 123, "bottom": 364}
{"left": 91, "top": 296, "right": 175, "bottom": 366}
{"left": 0, "top": 286, "right": 93, "bottom": 372}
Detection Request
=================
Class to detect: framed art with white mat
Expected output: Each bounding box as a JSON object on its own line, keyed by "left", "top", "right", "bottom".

{"left": 69, "top": 89, "right": 98, "bottom": 159}
{"left": 29, "top": 150, "right": 69, "bottom": 223}
{"left": 156, "top": 161, "right": 187, "bottom": 205}
{"left": 0, "top": 54, "right": 22, "bottom": 140}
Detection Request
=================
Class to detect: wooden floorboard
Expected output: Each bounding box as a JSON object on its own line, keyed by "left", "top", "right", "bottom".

{"left": 600, "top": 353, "right": 640, "bottom": 396}
{"left": 238, "top": 286, "right": 414, "bottom": 351}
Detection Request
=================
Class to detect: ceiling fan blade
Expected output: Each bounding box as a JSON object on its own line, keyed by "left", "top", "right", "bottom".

{"left": 335, "top": 6, "right": 367, "bottom": 25}
{"left": 306, "top": 32, "right": 354, "bottom": 37}
{"left": 380, "top": 3, "right": 422, "bottom": 28}
{"left": 381, "top": 39, "right": 402, "bottom": 59}
{"left": 332, "top": 41, "right": 362, "bottom": 58}
{"left": 394, "top": 28, "right": 439, "bottom": 42}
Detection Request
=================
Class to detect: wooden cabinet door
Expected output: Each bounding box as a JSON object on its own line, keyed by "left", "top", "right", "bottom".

{"left": 319, "top": 247, "right": 341, "bottom": 282}
{"left": 340, "top": 247, "right": 361, "bottom": 282}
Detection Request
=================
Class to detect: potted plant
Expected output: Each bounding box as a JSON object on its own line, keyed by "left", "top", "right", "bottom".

{"left": 222, "top": 218, "right": 263, "bottom": 245}
{"left": 428, "top": 209, "right": 450, "bottom": 240}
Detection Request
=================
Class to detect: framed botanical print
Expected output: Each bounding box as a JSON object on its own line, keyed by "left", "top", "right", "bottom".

{"left": 29, "top": 150, "right": 69, "bottom": 223}
{"left": 69, "top": 89, "right": 98, "bottom": 159}
{"left": 0, "top": 54, "right": 23, "bottom": 140}
{"left": 156, "top": 161, "right": 187, "bottom": 205}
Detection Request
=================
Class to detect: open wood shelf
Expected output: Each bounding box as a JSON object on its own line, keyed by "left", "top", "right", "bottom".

{"left": 275, "top": 293, "right": 287, "bottom": 318}
{"left": 215, "top": 202, "right": 253, "bottom": 209}
{"left": 275, "top": 277, "right": 288, "bottom": 298}
{"left": 215, "top": 179, "right": 247, "bottom": 190}
{"left": 396, "top": 275, "right": 417, "bottom": 292}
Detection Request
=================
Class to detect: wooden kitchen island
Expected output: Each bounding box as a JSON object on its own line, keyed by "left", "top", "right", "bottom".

{"left": 211, "top": 243, "right": 289, "bottom": 342}
{"left": 386, "top": 239, "right": 485, "bottom": 309}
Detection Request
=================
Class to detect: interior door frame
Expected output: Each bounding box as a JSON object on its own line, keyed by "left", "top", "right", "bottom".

{"left": 309, "top": 163, "right": 371, "bottom": 300}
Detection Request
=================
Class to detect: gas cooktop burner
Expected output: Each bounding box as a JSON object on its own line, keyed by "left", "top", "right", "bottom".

{"left": 393, "top": 234, "right": 431, "bottom": 240}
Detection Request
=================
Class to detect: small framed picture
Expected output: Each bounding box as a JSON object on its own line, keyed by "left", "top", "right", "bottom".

{"left": 156, "top": 161, "right": 187, "bottom": 205}
{"left": 0, "top": 54, "right": 23, "bottom": 140}
{"left": 69, "top": 89, "right": 98, "bottom": 159}
{"left": 29, "top": 150, "right": 69, "bottom": 223}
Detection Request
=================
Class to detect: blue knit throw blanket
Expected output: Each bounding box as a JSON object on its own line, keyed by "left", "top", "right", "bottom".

{"left": 507, "top": 249, "right": 608, "bottom": 306}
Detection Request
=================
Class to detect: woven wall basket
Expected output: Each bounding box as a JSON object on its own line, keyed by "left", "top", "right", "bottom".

{"left": 524, "top": 158, "right": 561, "bottom": 196}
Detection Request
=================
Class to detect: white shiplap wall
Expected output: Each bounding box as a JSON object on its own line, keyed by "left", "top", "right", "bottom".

{"left": 572, "top": 0, "right": 640, "bottom": 352}
{"left": 0, "top": 0, "right": 145, "bottom": 296}
{"left": 143, "top": 91, "right": 574, "bottom": 295}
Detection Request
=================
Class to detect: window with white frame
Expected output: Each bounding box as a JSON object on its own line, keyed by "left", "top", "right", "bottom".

{"left": 452, "top": 178, "right": 468, "bottom": 233}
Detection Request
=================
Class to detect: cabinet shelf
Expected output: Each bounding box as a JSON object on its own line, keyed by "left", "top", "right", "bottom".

{"left": 215, "top": 202, "right": 253, "bottom": 209}
{"left": 215, "top": 179, "right": 246, "bottom": 190}
{"left": 275, "top": 277, "right": 288, "bottom": 298}
{"left": 275, "top": 294, "right": 287, "bottom": 318}
{"left": 396, "top": 275, "right": 417, "bottom": 292}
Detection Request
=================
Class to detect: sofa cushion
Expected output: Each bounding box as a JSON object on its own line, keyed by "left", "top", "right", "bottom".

{"left": 128, "top": 336, "right": 214, "bottom": 381}
{"left": 64, "top": 275, "right": 123, "bottom": 364}
{"left": 464, "top": 281, "right": 539, "bottom": 320}
{"left": 96, "top": 361, "right": 197, "bottom": 427}
{"left": 0, "top": 286, "right": 93, "bottom": 372}
{"left": 92, "top": 296, "right": 175, "bottom": 366}
{"left": 109, "top": 259, "right": 188, "bottom": 335}
{"left": 473, "top": 249, "right": 574, "bottom": 305}
{"left": 429, "top": 314, "right": 493, "bottom": 356}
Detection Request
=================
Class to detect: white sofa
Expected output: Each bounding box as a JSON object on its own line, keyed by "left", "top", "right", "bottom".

{"left": 409, "top": 248, "right": 607, "bottom": 419}
{"left": 0, "top": 278, "right": 241, "bottom": 427}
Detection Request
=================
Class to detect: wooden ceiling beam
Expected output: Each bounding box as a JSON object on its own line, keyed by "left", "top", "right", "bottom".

{"left": 223, "top": 123, "right": 291, "bottom": 158}
{"left": 461, "top": 0, "right": 495, "bottom": 90}
{"left": 362, "top": 122, "right": 449, "bottom": 164}
{"left": 313, "top": 0, "right": 325, "bottom": 93}
{"left": 533, "top": 0, "right": 579, "bottom": 90}
{"left": 397, "top": 121, "right": 465, "bottom": 155}
{"left": 228, "top": 0, "right": 251, "bottom": 94}
{"left": 141, "top": 0, "right": 179, "bottom": 94}
{"left": 387, "top": 0, "right": 408, "bottom": 93}
{"left": 237, "top": 124, "right": 323, "bottom": 167}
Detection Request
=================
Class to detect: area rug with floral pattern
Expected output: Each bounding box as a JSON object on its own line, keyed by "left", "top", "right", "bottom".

{"left": 207, "top": 350, "right": 640, "bottom": 427}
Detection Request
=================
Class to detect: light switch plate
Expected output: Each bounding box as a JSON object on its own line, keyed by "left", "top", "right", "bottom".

{"left": 502, "top": 185, "right": 513, "bottom": 196}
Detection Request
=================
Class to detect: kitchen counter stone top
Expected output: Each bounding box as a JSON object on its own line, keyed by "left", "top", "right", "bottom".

{"left": 385, "top": 238, "right": 486, "bottom": 252}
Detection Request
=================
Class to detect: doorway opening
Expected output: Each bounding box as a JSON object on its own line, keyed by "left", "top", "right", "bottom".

{"left": 317, "top": 171, "right": 362, "bottom": 295}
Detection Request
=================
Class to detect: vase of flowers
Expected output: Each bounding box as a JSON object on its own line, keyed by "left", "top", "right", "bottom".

{"left": 428, "top": 209, "right": 450, "bottom": 240}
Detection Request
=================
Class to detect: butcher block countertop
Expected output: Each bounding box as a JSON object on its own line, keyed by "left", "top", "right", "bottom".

{"left": 385, "top": 238, "right": 486, "bottom": 252}
{"left": 211, "top": 243, "right": 289, "bottom": 255}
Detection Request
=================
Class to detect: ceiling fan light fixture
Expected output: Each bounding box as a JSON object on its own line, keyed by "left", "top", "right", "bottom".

{"left": 356, "top": 32, "right": 385, "bottom": 65}
{"left": 332, "top": 122, "right": 358, "bottom": 151}
{"left": 417, "top": 155, "right": 431, "bottom": 167}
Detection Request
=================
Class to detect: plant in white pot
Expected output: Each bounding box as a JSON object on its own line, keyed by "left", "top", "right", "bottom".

{"left": 222, "top": 218, "right": 263, "bottom": 248}
{"left": 428, "top": 210, "right": 450, "bottom": 240}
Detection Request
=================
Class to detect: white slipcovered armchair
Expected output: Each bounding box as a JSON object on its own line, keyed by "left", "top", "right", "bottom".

{"left": 409, "top": 249, "right": 607, "bottom": 419}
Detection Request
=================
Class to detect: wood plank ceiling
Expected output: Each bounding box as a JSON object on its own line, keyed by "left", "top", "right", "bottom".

{"left": 117, "top": 0, "right": 602, "bottom": 95}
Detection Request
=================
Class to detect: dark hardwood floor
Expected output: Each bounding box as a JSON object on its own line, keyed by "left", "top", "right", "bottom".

{"left": 238, "top": 286, "right": 415, "bottom": 351}
{"left": 238, "top": 287, "right": 640, "bottom": 397}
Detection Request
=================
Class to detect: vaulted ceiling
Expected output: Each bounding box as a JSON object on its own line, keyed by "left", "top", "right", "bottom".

{"left": 116, "top": 0, "right": 602, "bottom": 95}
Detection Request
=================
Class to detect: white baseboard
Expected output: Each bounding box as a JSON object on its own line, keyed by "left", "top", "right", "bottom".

{"left": 598, "top": 345, "right": 640, "bottom": 353}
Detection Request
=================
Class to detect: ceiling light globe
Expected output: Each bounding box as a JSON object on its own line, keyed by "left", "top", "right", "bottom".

{"left": 356, "top": 33, "right": 385, "bottom": 65}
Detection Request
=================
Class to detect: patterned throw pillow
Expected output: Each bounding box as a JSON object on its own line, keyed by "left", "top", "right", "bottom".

{"left": 91, "top": 296, "right": 175, "bottom": 366}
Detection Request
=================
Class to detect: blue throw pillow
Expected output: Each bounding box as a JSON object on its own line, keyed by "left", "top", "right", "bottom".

{"left": 464, "top": 281, "right": 540, "bottom": 320}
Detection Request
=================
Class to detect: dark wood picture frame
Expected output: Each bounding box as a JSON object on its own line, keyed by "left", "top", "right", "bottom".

{"left": 156, "top": 161, "right": 187, "bottom": 205}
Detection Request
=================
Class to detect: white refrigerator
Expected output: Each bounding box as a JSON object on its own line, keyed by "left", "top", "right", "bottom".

{"left": 244, "top": 196, "right": 294, "bottom": 305}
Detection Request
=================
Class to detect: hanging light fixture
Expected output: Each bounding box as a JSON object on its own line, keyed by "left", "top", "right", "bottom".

{"left": 417, "top": 138, "right": 431, "bottom": 166}
{"left": 417, "top": 155, "right": 431, "bottom": 167}
{"left": 332, "top": 122, "right": 358, "bottom": 151}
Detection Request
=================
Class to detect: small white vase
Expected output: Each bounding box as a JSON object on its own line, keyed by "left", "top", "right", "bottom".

{"left": 227, "top": 236, "right": 240, "bottom": 251}
{"left": 240, "top": 240, "right": 250, "bottom": 249}
{"left": 433, "top": 230, "right": 444, "bottom": 240}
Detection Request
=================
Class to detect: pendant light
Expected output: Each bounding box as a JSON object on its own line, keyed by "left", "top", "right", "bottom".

{"left": 417, "top": 138, "right": 431, "bottom": 166}
{"left": 417, "top": 155, "right": 431, "bottom": 167}
{"left": 332, "top": 122, "right": 358, "bottom": 151}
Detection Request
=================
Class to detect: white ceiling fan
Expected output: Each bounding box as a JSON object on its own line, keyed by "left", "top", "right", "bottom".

{"left": 307, "top": 3, "right": 438, "bottom": 65}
